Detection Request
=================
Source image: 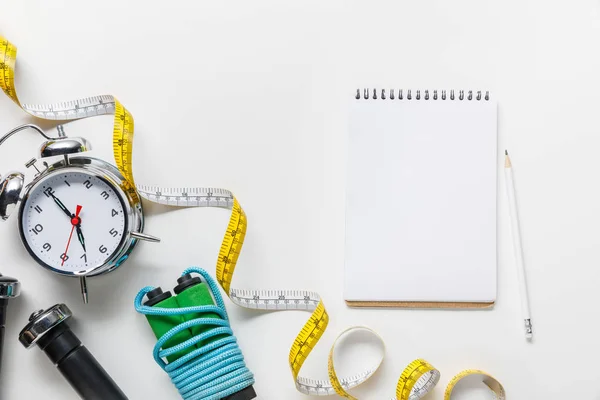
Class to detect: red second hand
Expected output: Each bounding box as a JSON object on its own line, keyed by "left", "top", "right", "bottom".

{"left": 61, "top": 205, "right": 82, "bottom": 266}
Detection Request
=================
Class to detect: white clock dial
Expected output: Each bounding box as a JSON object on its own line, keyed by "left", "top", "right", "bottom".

{"left": 20, "top": 170, "right": 127, "bottom": 274}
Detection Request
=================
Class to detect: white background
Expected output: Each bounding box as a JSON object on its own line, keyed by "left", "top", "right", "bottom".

{"left": 0, "top": 1, "right": 599, "bottom": 399}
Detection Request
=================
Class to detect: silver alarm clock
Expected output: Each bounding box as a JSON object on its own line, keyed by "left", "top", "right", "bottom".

{"left": 0, "top": 124, "right": 159, "bottom": 303}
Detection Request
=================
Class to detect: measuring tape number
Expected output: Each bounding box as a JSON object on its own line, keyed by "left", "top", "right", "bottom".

{"left": 0, "top": 35, "right": 505, "bottom": 399}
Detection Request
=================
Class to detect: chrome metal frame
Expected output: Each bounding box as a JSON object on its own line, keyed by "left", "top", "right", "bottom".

{"left": 18, "top": 156, "right": 144, "bottom": 278}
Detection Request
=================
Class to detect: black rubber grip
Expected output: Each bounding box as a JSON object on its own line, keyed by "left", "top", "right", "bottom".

{"left": 37, "top": 322, "right": 127, "bottom": 400}
{"left": 0, "top": 299, "right": 7, "bottom": 375}
{"left": 0, "top": 325, "right": 4, "bottom": 375}
{"left": 57, "top": 345, "right": 128, "bottom": 400}
{"left": 224, "top": 385, "right": 257, "bottom": 400}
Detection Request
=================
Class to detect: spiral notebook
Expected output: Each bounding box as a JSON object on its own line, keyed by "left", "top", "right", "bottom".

{"left": 344, "top": 89, "right": 497, "bottom": 308}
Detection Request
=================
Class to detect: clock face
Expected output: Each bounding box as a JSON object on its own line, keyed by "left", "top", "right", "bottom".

{"left": 20, "top": 169, "right": 128, "bottom": 274}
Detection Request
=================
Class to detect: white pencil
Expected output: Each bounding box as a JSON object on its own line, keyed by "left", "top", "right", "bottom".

{"left": 504, "top": 150, "right": 533, "bottom": 339}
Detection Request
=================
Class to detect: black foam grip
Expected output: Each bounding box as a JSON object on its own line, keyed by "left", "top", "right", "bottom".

{"left": 37, "top": 322, "right": 127, "bottom": 400}
{"left": 57, "top": 345, "right": 128, "bottom": 400}
{"left": 224, "top": 385, "right": 257, "bottom": 400}
{"left": 0, "top": 325, "right": 4, "bottom": 375}
{"left": 0, "top": 299, "right": 7, "bottom": 375}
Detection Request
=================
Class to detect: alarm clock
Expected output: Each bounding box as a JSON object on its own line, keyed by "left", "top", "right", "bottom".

{"left": 0, "top": 124, "right": 159, "bottom": 303}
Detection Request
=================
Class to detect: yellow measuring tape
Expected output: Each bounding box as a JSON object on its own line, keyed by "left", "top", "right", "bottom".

{"left": 1, "top": 35, "right": 505, "bottom": 399}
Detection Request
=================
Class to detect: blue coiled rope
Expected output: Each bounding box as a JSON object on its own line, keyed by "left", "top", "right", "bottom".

{"left": 134, "top": 267, "right": 255, "bottom": 400}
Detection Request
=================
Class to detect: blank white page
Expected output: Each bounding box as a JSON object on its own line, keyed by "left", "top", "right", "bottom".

{"left": 345, "top": 93, "right": 497, "bottom": 304}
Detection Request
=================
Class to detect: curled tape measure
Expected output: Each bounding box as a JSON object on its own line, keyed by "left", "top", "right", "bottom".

{"left": 1, "top": 35, "right": 505, "bottom": 399}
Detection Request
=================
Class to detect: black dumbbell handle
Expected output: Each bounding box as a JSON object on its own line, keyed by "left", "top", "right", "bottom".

{"left": 37, "top": 322, "right": 127, "bottom": 400}
{"left": 0, "top": 299, "right": 7, "bottom": 375}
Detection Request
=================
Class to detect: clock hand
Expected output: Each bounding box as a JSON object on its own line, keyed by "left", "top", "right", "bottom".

{"left": 76, "top": 223, "right": 86, "bottom": 252}
{"left": 49, "top": 192, "right": 73, "bottom": 219}
{"left": 61, "top": 205, "right": 82, "bottom": 267}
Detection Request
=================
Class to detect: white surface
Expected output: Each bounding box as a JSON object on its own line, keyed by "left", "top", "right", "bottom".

{"left": 345, "top": 97, "right": 497, "bottom": 303}
{"left": 0, "top": 1, "right": 599, "bottom": 399}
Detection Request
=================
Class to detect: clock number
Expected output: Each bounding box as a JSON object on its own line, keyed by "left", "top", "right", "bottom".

{"left": 109, "top": 228, "right": 119, "bottom": 237}
{"left": 34, "top": 205, "right": 43, "bottom": 214}
{"left": 80, "top": 254, "right": 87, "bottom": 263}
{"left": 100, "top": 191, "right": 110, "bottom": 200}
{"left": 111, "top": 209, "right": 119, "bottom": 217}
{"left": 83, "top": 180, "right": 93, "bottom": 189}
{"left": 30, "top": 224, "right": 43, "bottom": 235}
{"left": 64, "top": 180, "right": 71, "bottom": 187}
{"left": 99, "top": 245, "right": 108, "bottom": 254}
{"left": 42, "top": 243, "right": 51, "bottom": 252}
{"left": 43, "top": 187, "right": 55, "bottom": 198}
{"left": 60, "top": 253, "right": 69, "bottom": 262}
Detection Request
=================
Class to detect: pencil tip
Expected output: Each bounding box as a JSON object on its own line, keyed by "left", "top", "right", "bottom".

{"left": 504, "top": 150, "right": 512, "bottom": 168}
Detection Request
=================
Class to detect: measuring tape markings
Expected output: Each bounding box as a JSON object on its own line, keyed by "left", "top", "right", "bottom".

{"left": 327, "top": 326, "right": 386, "bottom": 400}
{"left": 0, "top": 38, "right": 19, "bottom": 105}
{"left": 137, "top": 186, "right": 235, "bottom": 208}
{"left": 1, "top": 35, "right": 507, "bottom": 399}
{"left": 394, "top": 359, "right": 440, "bottom": 400}
{"left": 444, "top": 370, "right": 506, "bottom": 400}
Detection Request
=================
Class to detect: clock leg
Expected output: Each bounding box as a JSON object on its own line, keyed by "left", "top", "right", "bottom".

{"left": 80, "top": 277, "right": 88, "bottom": 304}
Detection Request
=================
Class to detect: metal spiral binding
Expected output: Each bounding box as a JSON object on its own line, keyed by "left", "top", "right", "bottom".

{"left": 355, "top": 88, "right": 490, "bottom": 101}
